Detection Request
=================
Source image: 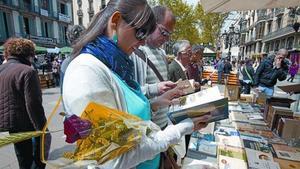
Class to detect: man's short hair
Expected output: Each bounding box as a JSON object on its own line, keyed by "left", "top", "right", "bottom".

{"left": 152, "top": 6, "right": 176, "bottom": 24}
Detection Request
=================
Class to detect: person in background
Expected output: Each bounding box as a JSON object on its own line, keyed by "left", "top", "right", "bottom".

{"left": 188, "top": 45, "right": 204, "bottom": 83}
{"left": 254, "top": 49, "right": 289, "bottom": 97}
{"left": 242, "top": 59, "right": 255, "bottom": 94}
{"left": 62, "top": 1, "right": 208, "bottom": 168}
{"left": 217, "top": 58, "right": 224, "bottom": 84}
{"left": 287, "top": 61, "right": 299, "bottom": 83}
{"left": 169, "top": 40, "right": 191, "bottom": 82}
{"left": 223, "top": 59, "right": 232, "bottom": 85}
{"left": 238, "top": 60, "right": 245, "bottom": 93}
{"left": 0, "top": 38, "right": 50, "bottom": 169}
{"left": 52, "top": 57, "right": 60, "bottom": 86}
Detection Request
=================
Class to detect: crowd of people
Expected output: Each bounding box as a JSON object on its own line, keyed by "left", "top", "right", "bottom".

{"left": 0, "top": 0, "right": 299, "bottom": 169}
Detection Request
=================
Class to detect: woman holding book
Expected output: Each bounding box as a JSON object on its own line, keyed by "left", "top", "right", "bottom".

{"left": 62, "top": 0, "right": 208, "bottom": 168}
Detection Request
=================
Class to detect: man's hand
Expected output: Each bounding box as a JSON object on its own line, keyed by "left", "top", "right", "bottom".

{"left": 275, "top": 55, "right": 283, "bottom": 69}
{"left": 158, "top": 81, "right": 177, "bottom": 95}
{"left": 151, "top": 86, "right": 185, "bottom": 111}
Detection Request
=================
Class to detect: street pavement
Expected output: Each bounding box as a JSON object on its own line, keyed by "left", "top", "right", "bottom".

{"left": 0, "top": 75, "right": 299, "bottom": 169}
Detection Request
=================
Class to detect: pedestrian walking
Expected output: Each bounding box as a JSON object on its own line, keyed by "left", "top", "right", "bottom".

{"left": 0, "top": 38, "right": 50, "bottom": 169}
{"left": 287, "top": 62, "right": 299, "bottom": 82}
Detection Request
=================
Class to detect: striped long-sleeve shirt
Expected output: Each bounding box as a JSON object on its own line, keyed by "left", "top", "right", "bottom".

{"left": 130, "top": 45, "right": 170, "bottom": 128}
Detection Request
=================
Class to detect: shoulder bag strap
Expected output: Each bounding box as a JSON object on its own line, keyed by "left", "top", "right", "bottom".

{"left": 134, "top": 49, "right": 165, "bottom": 82}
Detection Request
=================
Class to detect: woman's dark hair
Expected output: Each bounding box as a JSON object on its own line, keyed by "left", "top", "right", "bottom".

{"left": 72, "top": 0, "right": 156, "bottom": 57}
{"left": 192, "top": 45, "right": 204, "bottom": 54}
{"left": 4, "top": 38, "right": 35, "bottom": 59}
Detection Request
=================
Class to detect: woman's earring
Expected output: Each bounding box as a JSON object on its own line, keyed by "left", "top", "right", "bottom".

{"left": 113, "top": 32, "right": 118, "bottom": 44}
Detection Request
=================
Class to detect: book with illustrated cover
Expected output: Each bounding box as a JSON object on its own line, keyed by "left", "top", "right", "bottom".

{"left": 215, "top": 134, "right": 243, "bottom": 148}
{"left": 214, "top": 127, "right": 240, "bottom": 137}
{"left": 168, "top": 87, "right": 228, "bottom": 124}
{"left": 218, "top": 145, "right": 247, "bottom": 169}
{"left": 271, "top": 144, "right": 300, "bottom": 162}
{"left": 243, "top": 139, "right": 273, "bottom": 154}
{"left": 188, "top": 137, "right": 217, "bottom": 156}
{"left": 245, "top": 148, "right": 280, "bottom": 169}
{"left": 274, "top": 158, "right": 300, "bottom": 169}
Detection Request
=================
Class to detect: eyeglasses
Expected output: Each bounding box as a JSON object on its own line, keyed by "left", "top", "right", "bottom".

{"left": 157, "top": 24, "right": 171, "bottom": 37}
{"left": 135, "top": 28, "right": 148, "bottom": 41}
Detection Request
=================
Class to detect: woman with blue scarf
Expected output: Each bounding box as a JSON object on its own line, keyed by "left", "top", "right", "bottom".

{"left": 63, "top": 0, "right": 208, "bottom": 168}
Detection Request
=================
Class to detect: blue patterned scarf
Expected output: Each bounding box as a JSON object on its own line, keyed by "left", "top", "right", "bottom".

{"left": 81, "top": 36, "right": 138, "bottom": 89}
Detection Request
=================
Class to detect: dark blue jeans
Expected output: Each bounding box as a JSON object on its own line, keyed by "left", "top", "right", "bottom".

{"left": 13, "top": 137, "right": 45, "bottom": 169}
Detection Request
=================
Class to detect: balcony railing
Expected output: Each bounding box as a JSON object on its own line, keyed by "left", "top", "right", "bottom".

{"left": 262, "top": 26, "right": 295, "bottom": 42}
{"left": 59, "top": 13, "right": 71, "bottom": 23}
{"left": 27, "top": 35, "right": 57, "bottom": 46}
{"left": 266, "top": 13, "right": 274, "bottom": 20}
{"left": 257, "top": 14, "right": 267, "bottom": 22}
{"left": 275, "top": 8, "right": 284, "bottom": 16}
{"left": 40, "top": 9, "right": 49, "bottom": 17}
{"left": 0, "top": 0, "right": 12, "bottom": 6}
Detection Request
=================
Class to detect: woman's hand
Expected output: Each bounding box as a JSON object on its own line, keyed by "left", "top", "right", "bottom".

{"left": 191, "top": 114, "right": 211, "bottom": 131}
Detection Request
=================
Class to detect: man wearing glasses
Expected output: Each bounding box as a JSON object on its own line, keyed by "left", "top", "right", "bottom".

{"left": 253, "top": 48, "right": 289, "bottom": 97}
{"left": 130, "top": 6, "right": 176, "bottom": 129}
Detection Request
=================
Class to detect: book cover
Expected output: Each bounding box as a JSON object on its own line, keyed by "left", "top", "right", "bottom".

{"left": 168, "top": 87, "right": 228, "bottom": 124}
{"left": 188, "top": 137, "right": 217, "bottom": 156}
{"left": 274, "top": 158, "right": 300, "bottom": 169}
{"left": 272, "top": 144, "right": 300, "bottom": 162}
{"left": 218, "top": 145, "right": 247, "bottom": 169}
{"left": 214, "top": 127, "right": 240, "bottom": 137}
{"left": 245, "top": 148, "right": 280, "bottom": 169}
{"left": 243, "top": 139, "right": 273, "bottom": 154}
{"left": 215, "top": 134, "right": 243, "bottom": 148}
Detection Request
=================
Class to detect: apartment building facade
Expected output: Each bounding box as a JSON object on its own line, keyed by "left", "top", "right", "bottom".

{"left": 73, "top": 0, "right": 107, "bottom": 28}
{"left": 239, "top": 7, "right": 300, "bottom": 59}
{"left": 0, "top": 0, "right": 73, "bottom": 47}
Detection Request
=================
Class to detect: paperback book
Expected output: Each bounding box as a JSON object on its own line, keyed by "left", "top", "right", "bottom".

{"left": 188, "top": 137, "right": 217, "bottom": 156}
{"left": 245, "top": 148, "right": 280, "bottom": 169}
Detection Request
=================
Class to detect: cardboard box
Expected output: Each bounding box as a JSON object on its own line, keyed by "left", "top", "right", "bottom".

{"left": 278, "top": 83, "right": 300, "bottom": 94}
{"left": 263, "top": 97, "right": 295, "bottom": 121}
{"left": 277, "top": 118, "right": 300, "bottom": 139}
{"left": 224, "top": 85, "right": 240, "bottom": 101}
{"left": 266, "top": 106, "right": 293, "bottom": 130}
{"left": 240, "top": 94, "right": 255, "bottom": 103}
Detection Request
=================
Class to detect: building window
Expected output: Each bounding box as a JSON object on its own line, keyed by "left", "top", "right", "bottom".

{"left": 78, "top": 17, "right": 82, "bottom": 25}
{"left": 275, "top": 40, "right": 280, "bottom": 51}
{"left": 280, "top": 39, "right": 286, "bottom": 49}
{"left": 23, "top": 0, "right": 32, "bottom": 11}
{"left": 277, "top": 16, "right": 282, "bottom": 30}
{"left": 0, "top": 11, "right": 11, "bottom": 40}
{"left": 265, "top": 43, "right": 269, "bottom": 52}
{"left": 287, "top": 36, "right": 294, "bottom": 50}
{"left": 267, "top": 21, "right": 272, "bottom": 33}
{"left": 23, "top": 17, "right": 30, "bottom": 35}
{"left": 60, "top": 3, "right": 67, "bottom": 15}
{"left": 101, "top": 0, "right": 106, "bottom": 9}
{"left": 41, "top": 0, "right": 49, "bottom": 10}
{"left": 44, "top": 22, "right": 49, "bottom": 37}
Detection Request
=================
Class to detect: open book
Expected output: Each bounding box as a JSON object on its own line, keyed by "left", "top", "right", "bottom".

{"left": 168, "top": 86, "right": 228, "bottom": 124}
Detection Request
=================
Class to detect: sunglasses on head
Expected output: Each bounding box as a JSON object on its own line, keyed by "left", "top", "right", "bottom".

{"left": 157, "top": 24, "right": 171, "bottom": 37}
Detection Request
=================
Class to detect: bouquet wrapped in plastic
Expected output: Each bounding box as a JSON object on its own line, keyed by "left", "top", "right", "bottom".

{"left": 44, "top": 102, "right": 152, "bottom": 168}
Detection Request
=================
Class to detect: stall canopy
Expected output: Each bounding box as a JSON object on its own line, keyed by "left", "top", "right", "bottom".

{"left": 200, "top": 0, "right": 300, "bottom": 13}
{"left": 203, "top": 47, "right": 216, "bottom": 58}
{"left": 60, "top": 46, "right": 73, "bottom": 54}
{"left": 35, "top": 46, "right": 47, "bottom": 54}
{"left": 0, "top": 46, "right": 3, "bottom": 53}
{"left": 47, "top": 47, "right": 60, "bottom": 54}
